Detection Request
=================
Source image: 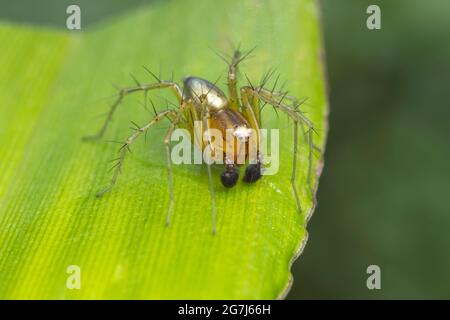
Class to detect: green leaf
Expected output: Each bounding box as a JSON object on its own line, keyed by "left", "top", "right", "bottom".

{"left": 0, "top": 0, "right": 328, "bottom": 299}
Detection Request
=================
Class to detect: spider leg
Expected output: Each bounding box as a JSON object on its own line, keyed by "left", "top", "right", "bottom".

{"left": 227, "top": 50, "right": 241, "bottom": 111}
{"left": 292, "top": 120, "right": 302, "bottom": 212}
{"left": 200, "top": 107, "right": 217, "bottom": 235}
{"left": 96, "top": 109, "right": 177, "bottom": 198}
{"left": 240, "top": 86, "right": 318, "bottom": 212}
{"left": 265, "top": 91, "right": 314, "bottom": 144}
{"left": 256, "top": 84, "right": 310, "bottom": 141}
{"left": 83, "top": 80, "right": 182, "bottom": 141}
{"left": 240, "top": 87, "right": 262, "bottom": 166}
{"left": 220, "top": 47, "right": 256, "bottom": 111}
{"left": 163, "top": 107, "right": 187, "bottom": 227}
{"left": 259, "top": 87, "right": 315, "bottom": 199}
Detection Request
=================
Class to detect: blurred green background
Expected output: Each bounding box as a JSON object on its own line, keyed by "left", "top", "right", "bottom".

{"left": 1, "top": 0, "right": 449, "bottom": 299}
{"left": 291, "top": 0, "right": 450, "bottom": 299}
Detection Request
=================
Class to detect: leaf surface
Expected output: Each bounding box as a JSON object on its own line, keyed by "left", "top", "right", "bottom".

{"left": 0, "top": 0, "right": 328, "bottom": 299}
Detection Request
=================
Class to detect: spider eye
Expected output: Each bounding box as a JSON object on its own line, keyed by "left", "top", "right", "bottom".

{"left": 221, "top": 168, "right": 239, "bottom": 188}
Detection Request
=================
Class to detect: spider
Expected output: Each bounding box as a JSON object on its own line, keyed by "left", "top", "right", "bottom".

{"left": 83, "top": 48, "right": 316, "bottom": 234}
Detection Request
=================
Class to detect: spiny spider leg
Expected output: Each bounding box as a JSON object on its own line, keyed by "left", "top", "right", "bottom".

{"left": 83, "top": 81, "right": 182, "bottom": 141}
{"left": 200, "top": 107, "right": 217, "bottom": 235}
{"left": 216, "top": 47, "right": 256, "bottom": 111}
{"left": 255, "top": 87, "right": 316, "bottom": 186}
{"left": 240, "top": 86, "right": 317, "bottom": 212}
{"left": 239, "top": 85, "right": 262, "bottom": 165}
{"left": 257, "top": 87, "right": 315, "bottom": 187}
{"left": 163, "top": 107, "right": 186, "bottom": 227}
{"left": 226, "top": 50, "right": 244, "bottom": 111}
{"left": 259, "top": 89, "right": 316, "bottom": 145}
{"left": 182, "top": 92, "right": 217, "bottom": 234}
{"left": 260, "top": 87, "right": 315, "bottom": 198}
{"left": 96, "top": 109, "right": 177, "bottom": 199}
{"left": 292, "top": 120, "right": 302, "bottom": 212}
